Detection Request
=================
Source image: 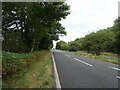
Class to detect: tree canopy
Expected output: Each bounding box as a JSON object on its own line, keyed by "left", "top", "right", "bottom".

{"left": 2, "top": 2, "right": 70, "bottom": 53}
{"left": 113, "top": 17, "right": 120, "bottom": 54}
{"left": 56, "top": 17, "right": 120, "bottom": 55}
{"left": 56, "top": 40, "right": 67, "bottom": 50}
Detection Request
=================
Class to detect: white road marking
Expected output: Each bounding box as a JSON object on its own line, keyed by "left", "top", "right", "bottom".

{"left": 65, "top": 54, "right": 71, "bottom": 57}
{"left": 54, "top": 50, "right": 65, "bottom": 53}
{"left": 116, "top": 76, "right": 120, "bottom": 79}
{"left": 108, "top": 66, "right": 120, "bottom": 71}
{"left": 74, "top": 58, "right": 93, "bottom": 67}
{"left": 52, "top": 53, "right": 61, "bottom": 89}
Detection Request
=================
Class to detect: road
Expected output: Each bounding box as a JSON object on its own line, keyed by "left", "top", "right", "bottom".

{"left": 52, "top": 50, "right": 120, "bottom": 88}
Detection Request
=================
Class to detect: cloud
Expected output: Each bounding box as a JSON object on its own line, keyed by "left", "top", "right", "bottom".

{"left": 53, "top": 0, "right": 119, "bottom": 47}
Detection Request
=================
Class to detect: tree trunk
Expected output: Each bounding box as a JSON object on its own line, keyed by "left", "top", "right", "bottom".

{"left": 31, "top": 37, "right": 35, "bottom": 53}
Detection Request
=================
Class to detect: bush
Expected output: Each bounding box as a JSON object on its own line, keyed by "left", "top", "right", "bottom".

{"left": 2, "top": 51, "right": 32, "bottom": 80}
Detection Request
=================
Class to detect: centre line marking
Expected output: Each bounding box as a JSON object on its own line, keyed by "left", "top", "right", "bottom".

{"left": 108, "top": 66, "right": 120, "bottom": 71}
{"left": 116, "top": 76, "right": 120, "bottom": 79}
{"left": 65, "top": 54, "right": 71, "bottom": 57}
{"left": 74, "top": 58, "right": 93, "bottom": 67}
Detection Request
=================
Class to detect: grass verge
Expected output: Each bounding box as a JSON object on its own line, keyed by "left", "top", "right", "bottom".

{"left": 67, "top": 51, "right": 120, "bottom": 65}
{"left": 2, "top": 50, "right": 54, "bottom": 88}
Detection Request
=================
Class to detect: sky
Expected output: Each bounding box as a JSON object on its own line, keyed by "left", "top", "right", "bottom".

{"left": 53, "top": 0, "right": 120, "bottom": 48}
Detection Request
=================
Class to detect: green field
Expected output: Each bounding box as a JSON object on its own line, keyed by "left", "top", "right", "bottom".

{"left": 2, "top": 50, "right": 54, "bottom": 88}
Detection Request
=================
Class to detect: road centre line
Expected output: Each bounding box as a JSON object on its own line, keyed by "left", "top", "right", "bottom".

{"left": 74, "top": 58, "right": 93, "bottom": 67}
{"left": 116, "top": 76, "right": 120, "bottom": 79}
{"left": 65, "top": 54, "right": 71, "bottom": 57}
{"left": 108, "top": 66, "right": 120, "bottom": 71}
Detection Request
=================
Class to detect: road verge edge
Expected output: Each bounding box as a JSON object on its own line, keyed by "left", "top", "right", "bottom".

{"left": 52, "top": 52, "right": 61, "bottom": 89}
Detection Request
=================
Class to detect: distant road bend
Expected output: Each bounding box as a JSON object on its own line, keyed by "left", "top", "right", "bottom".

{"left": 52, "top": 50, "right": 119, "bottom": 88}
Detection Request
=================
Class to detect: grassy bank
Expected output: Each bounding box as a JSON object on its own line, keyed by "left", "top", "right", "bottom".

{"left": 67, "top": 51, "right": 119, "bottom": 65}
{"left": 2, "top": 50, "right": 54, "bottom": 88}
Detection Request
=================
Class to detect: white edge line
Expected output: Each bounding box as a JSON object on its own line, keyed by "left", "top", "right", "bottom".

{"left": 116, "top": 76, "right": 120, "bottom": 79}
{"left": 108, "top": 66, "right": 120, "bottom": 71}
{"left": 52, "top": 53, "right": 61, "bottom": 89}
{"left": 74, "top": 58, "right": 93, "bottom": 67}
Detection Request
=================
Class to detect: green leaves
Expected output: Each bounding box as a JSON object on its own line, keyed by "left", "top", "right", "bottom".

{"left": 2, "top": 2, "right": 70, "bottom": 52}
{"left": 56, "top": 40, "right": 67, "bottom": 50}
{"left": 113, "top": 17, "right": 120, "bottom": 54}
{"left": 81, "top": 29, "right": 116, "bottom": 55}
{"left": 68, "top": 41, "right": 80, "bottom": 51}
{"left": 56, "top": 27, "right": 117, "bottom": 56}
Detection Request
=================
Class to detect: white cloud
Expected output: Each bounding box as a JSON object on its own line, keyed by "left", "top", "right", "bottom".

{"left": 53, "top": 0, "right": 119, "bottom": 48}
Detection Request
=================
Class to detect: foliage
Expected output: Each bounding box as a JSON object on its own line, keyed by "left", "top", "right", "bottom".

{"left": 68, "top": 41, "right": 80, "bottom": 51}
{"left": 56, "top": 21, "right": 118, "bottom": 55}
{"left": 2, "top": 2, "right": 70, "bottom": 53}
{"left": 68, "top": 51, "right": 119, "bottom": 64}
{"left": 61, "top": 43, "right": 69, "bottom": 50}
{"left": 2, "top": 51, "right": 54, "bottom": 88}
{"left": 81, "top": 29, "right": 115, "bottom": 55}
{"left": 56, "top": 40, "right": 66, "bottom": 49}
{"left": 113, "top": 17, "right": 120, "bottom": 54}
{"left": 2, "top": 51, "right": 33, "bottom": 80}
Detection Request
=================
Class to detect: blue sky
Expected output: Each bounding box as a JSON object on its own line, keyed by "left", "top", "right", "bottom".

{"left": 53, "top": 0, "right": 119, "bottom": 48}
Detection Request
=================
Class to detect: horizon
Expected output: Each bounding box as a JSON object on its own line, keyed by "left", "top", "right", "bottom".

{"left": 53, "top": 0, "right": 119, "bottom": 48}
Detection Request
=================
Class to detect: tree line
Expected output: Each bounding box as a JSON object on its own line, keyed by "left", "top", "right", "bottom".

{"left": 56, "top": 17, "right": 120, "bottom": 55}
{"left": 2, "top": 2, "right": 70, "bottom": 53}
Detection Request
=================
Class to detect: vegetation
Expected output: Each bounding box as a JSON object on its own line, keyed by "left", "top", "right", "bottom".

{"left": 56, "top": 40, "right": 68, "bottom": 50}
{"left": 56, "top": 17, "right": 120, "bottom": 64}
{"left": 68, "top": 51, "right": 119, "bottom": 64}
{"left": 68, "top": 40, "right": 81, "bottom": 52}
{"left": 2, "top": 2, "right": 70, "bottom": 53}
{"left": 2, "top": 2, "right": 70, "bottom": 88}
{"left": 56, "top": 17, "right": 120, "bottom": 56}
{"left": 2, "top": 51, "right": 54, "bottom": 88}
{"left": 81, "top": 28, "right": 115, "bottom": 55}
{"left": 113, "top": 17, "right": 120, "bottom": 54}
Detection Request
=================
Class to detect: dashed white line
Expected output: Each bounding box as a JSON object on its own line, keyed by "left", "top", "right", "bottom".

{"left": 74, "top": 58, "right": 93, "bottom": 67}
{"left": 65, "top": 54, "right": 71, "bottom": 57}
{"left": 108, "top": 66, "right": 120, "bottom": 71}
{"left": 116, "top": 76, "right": 120, "bottom": 79}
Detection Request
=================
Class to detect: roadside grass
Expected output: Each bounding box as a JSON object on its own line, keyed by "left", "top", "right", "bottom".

{"left": 67, "top": 51, "right": 119, "bottom": 65}
{"left": 2, "top": 50, "right": 54, "bottom": 88}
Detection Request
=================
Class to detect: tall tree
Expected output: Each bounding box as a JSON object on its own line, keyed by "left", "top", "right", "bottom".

{"left": 56, "top": 40, "right": 67, "bottom": 49}
{"left": 2, "top": 2, "right": 70, "bottom": 52}
{"left": 81, "top": 29, "right": 115, "bottom": 55}
{"left": 113, "top": 17, "right": 120, "bottom": 54}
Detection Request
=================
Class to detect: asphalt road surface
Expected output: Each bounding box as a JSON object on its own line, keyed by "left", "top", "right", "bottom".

{"left": 52, "top": 50, "right": 120, "bottom": 88}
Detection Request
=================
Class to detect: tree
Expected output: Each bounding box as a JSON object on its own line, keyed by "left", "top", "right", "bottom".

{"left": 68, "top": 41, "right": 80, "bottom": 51}
{"left": 2, "top": 2, "right": 70, "bottom": 52}
{"left": 112, "top": 17, "right": 120, "bottom": 54}
{"left": 81, "top": 29, "right": 115, "bottom": 55}
{"left": 56, "top": 40, "right": 67, "bottom": 50}
{"left": 61, "top": 43, "right": 69, "bottom": 50}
